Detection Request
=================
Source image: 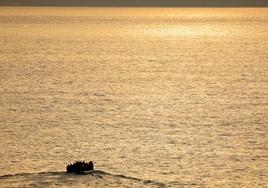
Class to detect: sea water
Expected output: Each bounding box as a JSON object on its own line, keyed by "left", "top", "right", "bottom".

{"left": 0, "top": 7, "right": 267, "bottom": 187}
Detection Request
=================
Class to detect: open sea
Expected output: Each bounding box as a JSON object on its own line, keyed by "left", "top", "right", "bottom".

{"left": 0, "top": 7, "right": 267, "bottom": 187}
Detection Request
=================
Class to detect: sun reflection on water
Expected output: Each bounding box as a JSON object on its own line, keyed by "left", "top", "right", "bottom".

{"left": 145, "top": 24, "right": 227, "bottom": 37}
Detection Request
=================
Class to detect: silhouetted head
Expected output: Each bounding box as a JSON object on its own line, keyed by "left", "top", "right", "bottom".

{"left": 88, "top": 161, "right": 94, "bottom": 170}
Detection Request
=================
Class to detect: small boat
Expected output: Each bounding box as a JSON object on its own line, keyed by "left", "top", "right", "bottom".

{"left": 66, "top": 161, "right": 94, "bottom": 174}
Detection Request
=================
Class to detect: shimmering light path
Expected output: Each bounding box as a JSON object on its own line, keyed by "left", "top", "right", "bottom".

{"left": 0, "top": 7, "right": 267, "bottom": 187}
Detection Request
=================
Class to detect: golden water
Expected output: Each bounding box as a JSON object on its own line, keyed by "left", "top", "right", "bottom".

{"left": 0, "top": 7, "right": 267, "bottom": 187}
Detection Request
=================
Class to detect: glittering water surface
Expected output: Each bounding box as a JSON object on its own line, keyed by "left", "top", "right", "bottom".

{"left": 0, "top": 7, "right": 267, "bottom": 187}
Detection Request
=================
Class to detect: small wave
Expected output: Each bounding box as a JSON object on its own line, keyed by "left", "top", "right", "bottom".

{"left": 0, "top": 171, "right": 65, "bottom": 179}
{"left": 0, "top": 170, "right": 166, "bottom": 187}
{"left": 92, "top": 170, "right": 166, "bottom": 187}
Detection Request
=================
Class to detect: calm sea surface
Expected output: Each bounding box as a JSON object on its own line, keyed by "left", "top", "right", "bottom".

{"left": 0, "top": 7, "right": 267, "bottom": 187}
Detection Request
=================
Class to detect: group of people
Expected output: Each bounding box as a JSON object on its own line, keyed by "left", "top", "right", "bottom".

{"left": 66, "top": 161, "right": 94, "bottom": 173}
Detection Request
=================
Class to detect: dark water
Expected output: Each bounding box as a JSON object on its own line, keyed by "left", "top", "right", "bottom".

{"left": 0, "top": 7, "right": 267, "bottom": 187}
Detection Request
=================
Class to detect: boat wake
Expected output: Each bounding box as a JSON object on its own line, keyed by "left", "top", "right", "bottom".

{"left": 0, "top": 170, "right": 166, "bottom": 188}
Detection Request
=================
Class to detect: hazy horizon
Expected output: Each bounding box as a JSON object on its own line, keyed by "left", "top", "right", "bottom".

{"left": 0, "top": 0, "right": 268, "bottom": 7}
